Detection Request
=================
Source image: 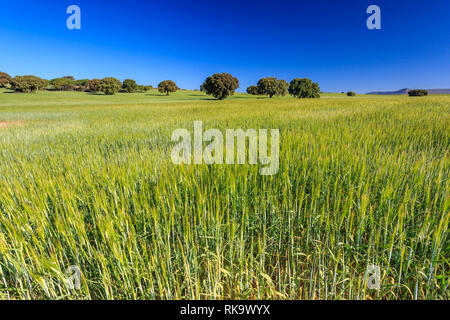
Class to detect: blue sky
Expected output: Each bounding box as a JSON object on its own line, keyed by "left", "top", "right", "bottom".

{"left": 0, "top": 0, "right": 449, "bottom": 93}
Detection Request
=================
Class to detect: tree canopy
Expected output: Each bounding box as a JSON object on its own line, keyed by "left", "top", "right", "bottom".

{"left": 158, "top": 80, "right": 178, "bottom": 95}
{"left": 10, "top": 75, "right": 47, "bottom": 93}
{"left": 257, "top": 77, "right": 288, "bottom": 98}
{"left": 122, "top": 79, "right": 138, "bottom": 93}
{"left": 75, "top": 79, "right": 90, "bottom": 91}
{"left": 0, "top": 72, "right": 11, "bottom": 88}
{"left": 88, "top": 79, "right": 101, "bottom": 92}
{"left": 99, "top": 77, "right": 122, "bottom": 95}
{"left": 138, "top": 85, "right": 152, "bottom": 92}
{"left": 288, "top": 78, "right": 320, "bottom": 99}
{"left": 50, "top": 77, "right": 76, "bottom": 91}
{"left": 246, "top": 85, "right": 260, "bottom": 95}
{"left": 200, "top": 73, "right": 239, "bottom": 100}
{"left": 408, "top": 89, "right": 428, "bottom": 96}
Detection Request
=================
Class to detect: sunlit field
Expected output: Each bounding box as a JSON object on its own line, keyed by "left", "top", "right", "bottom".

{"left": 0, "top": 89, "right": 448, "bottom": 300}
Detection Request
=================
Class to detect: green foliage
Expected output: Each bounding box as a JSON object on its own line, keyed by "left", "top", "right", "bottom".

{"left": 288, "top": 78, "right": 320, "bottom": 99}
{"left": 347, "top": 91, "right": 356, "bottom": 96}
{"left": 0, "top": 71, "right": 11, "bottom": 88}
{"left": 246, "top": 85, "right": 260, "bottom": 95}
{"left": 408, "top": 89, "right": 428, "bottom": 96}
{"left": 88, "top": 79, "right": 101, "bottom": 92}
{"left": 201, "top": 73, "right": 239, "bottom": 100}
{"left": 257, "top": 77, "right": 288, "bottom": 98}
{"left": 10, "top": 75, "right": 47, "bottom": 93}
{"left": 137, "top": 85, "right": 153, "bottom": 92}
{"left": 99, "top": 77, "right": 122, "bottom": 95}
{"left": 278, "top": 79, "right": 289, "bottom": 96}
{"left": 137, "top": 85, "right": 152, "bottom": 92}
{"left": 75, "top": 79, "right": 90, "bottom": 91}
{"left": 50, "top": 77, "right": 76, "bottom": 91}
{"left": 122, "top": 79, "right": 138, "bottom": 93}
{"left": 158, "top": 80, "right": 178, "bottom": 95}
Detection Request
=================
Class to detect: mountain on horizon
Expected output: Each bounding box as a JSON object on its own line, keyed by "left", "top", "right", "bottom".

{"left": 366, "top": 88, "right": 450, "bottom": 95}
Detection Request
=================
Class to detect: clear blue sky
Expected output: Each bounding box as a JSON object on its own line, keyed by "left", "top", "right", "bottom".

{"left": 0, "top": 0, "right": 449, "bottom": 93}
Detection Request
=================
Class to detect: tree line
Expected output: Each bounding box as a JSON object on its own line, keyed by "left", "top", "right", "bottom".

{"left": 0, "top": 71, "right": 322, "bottom": 100}
{"left": 0, "top": 70, "right": 431, "bottom": 99}
{"left": 0, "top": 74, "right": 155, "bottom": 95}
{"left": 246, "top": 77, "right": 320, "bottom": 99}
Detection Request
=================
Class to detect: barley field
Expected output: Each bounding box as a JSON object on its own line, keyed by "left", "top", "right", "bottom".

{"left": 0, "top": 89, "right": 448, "bottom": 300}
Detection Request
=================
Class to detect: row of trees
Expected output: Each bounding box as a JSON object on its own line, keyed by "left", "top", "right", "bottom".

{"left": 0, "top": 73, "right": 155, "bottom": 95}
{"left": 97, "top": 78, "right": 174, "bottom": 95}
{"left": 49, "top": 77, "right": 154, "bottom": 95}
{"left": 2, "top": 71, "right": 318, "bottom": 100}
{"left": 246, "top": 77, "right": 320, "bottom": 99}
{"left": 0, "top": 71, "right": 434, "bottom": 99}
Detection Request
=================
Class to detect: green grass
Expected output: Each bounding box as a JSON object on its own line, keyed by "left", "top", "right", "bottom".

{"left": 0, "top": 89, "right": 448, "bottom": 300}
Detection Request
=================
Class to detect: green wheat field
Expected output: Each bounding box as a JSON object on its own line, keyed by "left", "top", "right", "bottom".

{"left": 0, "top": 89, "right": 448, "bottom": 300}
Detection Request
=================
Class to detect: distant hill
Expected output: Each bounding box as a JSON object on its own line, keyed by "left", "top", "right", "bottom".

{"left": 367, "top": 88, "right": 450, "bottom": 95}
